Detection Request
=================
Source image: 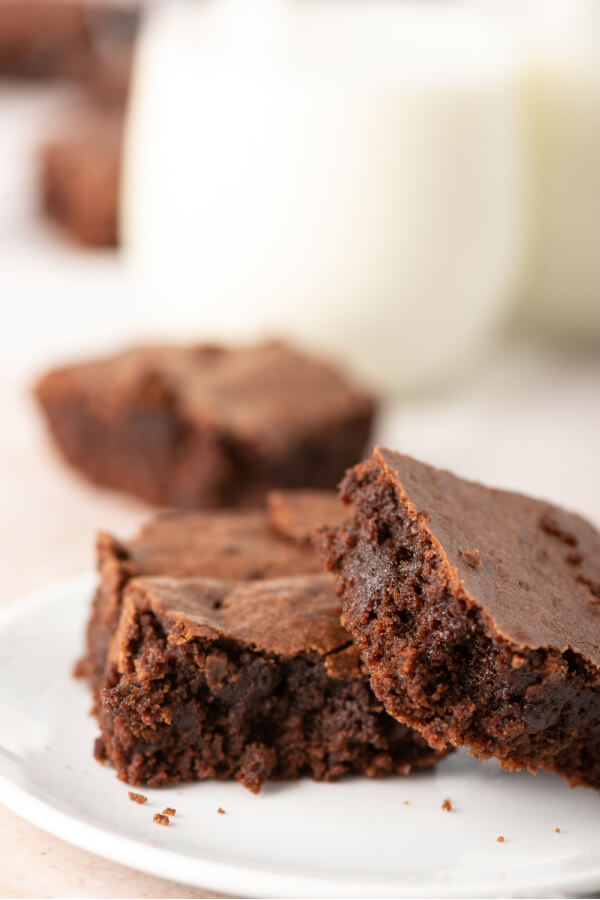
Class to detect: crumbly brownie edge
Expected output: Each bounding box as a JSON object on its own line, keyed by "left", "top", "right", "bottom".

{"left": 73, "top": 531, "right": 132, "bottom": 692}
{"left": 95, "top": 584, "right": 443, "bottom": 792}
{"left": 322, "top": 455, "right": 600, "bottom": 789}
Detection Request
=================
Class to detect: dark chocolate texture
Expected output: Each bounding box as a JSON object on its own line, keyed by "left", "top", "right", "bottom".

{"left": 322, "top": 446, "right": 600, "bottom": 789}
{"left": 96, "top": 573, "right": 444, "bottom": 791}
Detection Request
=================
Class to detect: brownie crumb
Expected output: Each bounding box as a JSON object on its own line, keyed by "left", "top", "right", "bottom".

{"left": 163, "top": 807, "right": 176, "bottom": 816}
{"left": 153, "top": 813, "right": 169, "bottom": 826}
{"left": 128, "top": 791, "right": 147, "bottom": 805}
{"left": 496, "top": 836, "right": 505, "bottom": 843}
{"left": 555, "top": 827, "right": 561, "bottom": 833}
{"left": 539, "top": 512, "right": 577, "bottom": 546}
{"left": 441, "top": 797, "right": 452, "bottom": 812}
{"left": 217, "top": 807, "right": 226, "bottom": 815}
{"left": 460, "top": 547, "right": 482, "bottom": 568}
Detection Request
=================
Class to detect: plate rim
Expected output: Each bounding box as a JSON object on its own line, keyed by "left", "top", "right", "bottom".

{"left": 2, "top": 574, "right": 600, "bottom": 898}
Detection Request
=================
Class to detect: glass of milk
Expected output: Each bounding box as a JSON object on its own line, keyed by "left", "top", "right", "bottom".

{"left": 122, "top": 0, "right": 525, "bottom": 394}
{"left": 516, "top": 0, "right": 600, "bottom": 343}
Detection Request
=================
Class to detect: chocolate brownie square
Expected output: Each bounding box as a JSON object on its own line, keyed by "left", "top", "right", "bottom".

{"left": 41, "top": 110, "right": 123, "bottom": 247}
{"left": 87, "top": 489, "right": 446, "bottom": 790}
{"left": 321, "top": 447, "right": 600, "bottom": 789}
{"left": 35, "top": 342, "right": 375, "bottom": 507}
{"left": 80, "top": 502, "right": 324, "bottom": 691}
{"left": 96, "top": 573, "right": 444, "bottom": 791}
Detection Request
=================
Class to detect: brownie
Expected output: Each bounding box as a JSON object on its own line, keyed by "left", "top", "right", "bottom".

{"left": 35, "top": 341, "right": 375, "bottom": 507}
{"left": 95, "top": 572, "right": 444, "bottom": 792}
{"left": 266, "top": 489, "right": 349, "bottom": 545}
{"left": 321, "top": 446, "right": 600, "bottom": 789}
{"left": 80, "top": 503, "right": 323, "bottom": 690}
{"left": 41, "top": 110, "right": 123, "bottom": 247}
{"left": 0, "top": 1, "right": 138, "bottom": 82}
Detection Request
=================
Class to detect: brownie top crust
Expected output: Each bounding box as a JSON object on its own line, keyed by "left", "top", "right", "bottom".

{"left": 101, "top": 503, "right": 326, "bottom": 583}
{"left": 81, "top": 488, "right": 348, "bottom": 688}
{"left": 267, "top": 489, "right": 349, "bottom": 545}
{"left": 120, "top": 573, "right": 358, "bottom": 664}
{"left": 38, "top": 341, "right": 374, "bottom": 459}
{"left": 369, "top": 447, "right": 600, "bottom": 663}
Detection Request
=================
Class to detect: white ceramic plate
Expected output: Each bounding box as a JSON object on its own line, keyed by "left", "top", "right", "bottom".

{"left": 1, "top": 575, "right": 600, "bottom": 899}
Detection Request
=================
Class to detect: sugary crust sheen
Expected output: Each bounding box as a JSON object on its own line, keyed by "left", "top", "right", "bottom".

{"left": 35, "top": 341, "right": 375, "bottom": 507}
{"left": 322, "top": 446, "right": 600, "bottom": 789}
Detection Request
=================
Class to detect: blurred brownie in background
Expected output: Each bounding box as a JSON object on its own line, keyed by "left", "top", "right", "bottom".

{"left": 41, "top": 109, "right": 123, "bottom": 246}
{"left": 0, "top": 1, "right": 138, "bottom": 83}
{"left": 0, "top": 1, "right": 138, "bottom": 246}
{"left": 35, "top": 341, "right": 377, "bottom": 508}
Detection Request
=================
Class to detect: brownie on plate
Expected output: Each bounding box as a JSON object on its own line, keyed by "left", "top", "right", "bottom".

{"left": 89, "top": 490, "right": 445, "bottom": 791}
{"left": 321, "top": 447, "right": 600, "bottom": 789}
{"left": 79, "top": 498, "right": 327, "bottom": 692}
{"left": 97, "top": 573, "right": 444, "bottom": 791}
{"left": 35, "top": 342, "right": 375, "bottom": 507}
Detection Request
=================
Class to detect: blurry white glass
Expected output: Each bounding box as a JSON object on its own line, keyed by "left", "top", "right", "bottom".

{"left": 122, "top": 0, "right": 526, "bottom": 394}
{"left": 516, "top": 0, "right": 600, "bottom": 342}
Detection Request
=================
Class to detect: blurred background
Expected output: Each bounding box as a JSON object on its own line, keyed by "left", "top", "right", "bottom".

{"left": 0, "top": 0, "right": 599, "bottom": 573}
{"left": 0, "top": 1, "right": 598, "bottom": 894}
{"left": 2, "top": 0, "right": 600, "bottom": 576}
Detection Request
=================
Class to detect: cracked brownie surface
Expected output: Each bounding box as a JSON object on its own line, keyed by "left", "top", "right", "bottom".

{"left": 78, "top": 503, "right": 324, "bottom": 691}
{"left": 90, "top": 489, "right": 445, "bottom": 791}
{"left": 321, "top": 446, "right": 600, "bottom": 789}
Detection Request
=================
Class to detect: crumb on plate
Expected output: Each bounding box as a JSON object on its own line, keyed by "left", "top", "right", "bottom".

{"left": 153, "top": 813, "right": 170, "bottom": 826}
